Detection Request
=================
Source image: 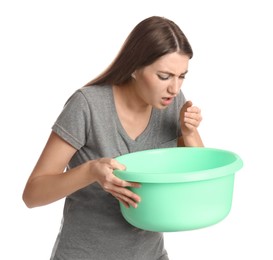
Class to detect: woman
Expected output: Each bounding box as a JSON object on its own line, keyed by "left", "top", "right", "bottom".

{"left": 23, "top": 16, "right": 203, "bottom": 260}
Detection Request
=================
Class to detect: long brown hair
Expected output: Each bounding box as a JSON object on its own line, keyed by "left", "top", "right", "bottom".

{"left": 85, "top": 16, "right": 193, "bottom": 87}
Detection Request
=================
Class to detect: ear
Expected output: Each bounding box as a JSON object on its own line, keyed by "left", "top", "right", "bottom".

{"left": 131, "top": 69, "right": 137, "bottom": 79}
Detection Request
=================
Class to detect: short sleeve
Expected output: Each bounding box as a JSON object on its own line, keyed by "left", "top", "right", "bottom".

{"left": 52, "top": 90, "right": 91, "bottom": 150}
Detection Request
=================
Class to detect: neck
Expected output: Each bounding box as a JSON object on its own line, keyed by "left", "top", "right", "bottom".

{"left": 113, "top": 83, "right": 152, "bottom": 113}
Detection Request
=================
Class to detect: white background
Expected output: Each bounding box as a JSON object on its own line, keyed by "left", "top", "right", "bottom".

{"left": 1, "top": 0, "right": 272, "bottom": 259}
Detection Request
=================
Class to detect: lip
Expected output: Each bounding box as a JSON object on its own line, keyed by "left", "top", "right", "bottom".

{"left": 161, "top": 97, "right": 174, "bottom": 106}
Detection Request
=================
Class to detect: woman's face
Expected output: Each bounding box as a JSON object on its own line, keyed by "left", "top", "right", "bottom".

{"left": 133, "top": 52, "right": 189, "bottom": 109}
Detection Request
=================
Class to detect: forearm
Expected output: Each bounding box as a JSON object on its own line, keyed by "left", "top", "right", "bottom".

{"left": 22, "top": 161, "right": 94, "bottom": 208}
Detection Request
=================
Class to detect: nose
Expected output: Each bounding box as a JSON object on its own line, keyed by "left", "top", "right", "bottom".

{"left": 167, "top": 78, "right": 181, "bottom": 95}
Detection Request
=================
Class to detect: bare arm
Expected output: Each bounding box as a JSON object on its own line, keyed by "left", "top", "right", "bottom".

{"left": 178, "top": 100, "right": 204, "bottom": 147}
{"left": 22, "top": 131, "right": 140, "bottom": 208}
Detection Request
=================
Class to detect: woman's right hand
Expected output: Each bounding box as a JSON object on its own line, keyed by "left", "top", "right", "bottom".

{"left": 90, "top": 158, "right": 141, "bottom": 208}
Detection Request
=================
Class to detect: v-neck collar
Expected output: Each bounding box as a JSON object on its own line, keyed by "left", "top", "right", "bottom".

{"left": 110, "top": 86, "right": 156, "bottom": 143}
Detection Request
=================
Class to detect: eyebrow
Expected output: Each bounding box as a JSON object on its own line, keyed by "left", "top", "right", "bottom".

{"left": 158, "top": 70, "right": 188, "bottom": 77}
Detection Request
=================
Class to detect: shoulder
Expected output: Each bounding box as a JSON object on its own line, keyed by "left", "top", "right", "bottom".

{"left": 79, "top": 85, "right": 112, "bottom": 98}
{"left": 64, "top": 85, "right": 112, "bottom": 107}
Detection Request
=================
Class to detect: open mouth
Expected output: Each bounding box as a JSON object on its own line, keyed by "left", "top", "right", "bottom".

{"left": 162, "top": 97, "right": 172, "bottom": 101}
{"left": 161, "top": 97, "right": 173, "bottom": 106}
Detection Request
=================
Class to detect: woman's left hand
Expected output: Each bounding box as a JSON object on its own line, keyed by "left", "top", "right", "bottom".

{"left": 180, "top": 100, "right": 202, "bottom": 136}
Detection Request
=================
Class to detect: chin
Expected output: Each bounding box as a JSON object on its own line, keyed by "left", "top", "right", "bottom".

{"left": 154, "top": 103, "right": 168, "bottom": 110}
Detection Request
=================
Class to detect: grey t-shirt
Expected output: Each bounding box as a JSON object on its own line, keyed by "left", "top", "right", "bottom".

{"left": 50, "top": 85, "right": 185, "bottom": 260}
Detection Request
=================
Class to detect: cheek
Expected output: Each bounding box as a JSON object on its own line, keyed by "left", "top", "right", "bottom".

{"left": 136, "top": 72, "right": 166, "bottom": 99}
{"left": 140, "top": 74, "right": 162, "bottom": 91}
{"left": 142, "top": 82, "right": 160, "bottom": 98}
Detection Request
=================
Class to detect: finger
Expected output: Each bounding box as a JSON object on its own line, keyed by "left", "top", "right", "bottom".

{"left": 184, "top": 123, "right": 195, "bottom": 130}
{"left": 184, "top": 112, "right": 202, "bottom": 121}
{"left": 111, "top": 184, "right": 141, "bottom": 202}
{"left": 187, "top": 106, "right": 201, "bottom": 113}
{"left": 112, "top": 191, "right": 139, "bottom": 208}
{"left": 181, "top": 100, "right": 192, "bottom": 113}
{"left": 116, "top": 197, "right": 130, "bottom": 208}
{"left": 184, "top": 100, "right": 193, "bottom": 109}
{"left": 184, "top": 117, "right": 201, "bottom": 127}
{"left": 108, "top": 158, "right": 126, "bottom": 171}
{"left": 110, "top": 174, "right": 141, "bottom": 188}
{"left": 180, "top": 101, "right": 193, "bottom": 122}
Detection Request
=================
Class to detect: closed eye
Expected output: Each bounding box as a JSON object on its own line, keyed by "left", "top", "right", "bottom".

{"left": 157, "top": 70, "right": 188, "bottom": 81}
{"left": 157, "top": 74, "right": 170, "bottom": 80}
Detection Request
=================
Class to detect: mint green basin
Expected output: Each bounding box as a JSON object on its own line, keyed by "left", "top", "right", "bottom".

{"left": 114, "top": 147, "right": 243, "bottom": 232}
